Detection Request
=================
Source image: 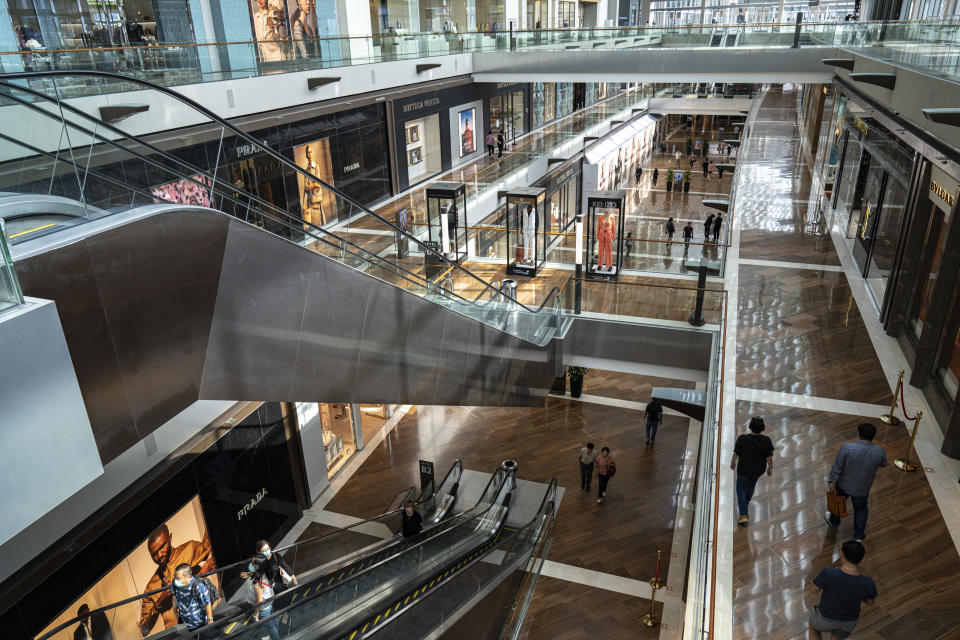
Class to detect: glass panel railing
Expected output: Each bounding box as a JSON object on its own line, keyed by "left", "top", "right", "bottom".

{"left": 0, "top": 71, "right": 567, "bottom": 344}
{"left": 0, "top": 219, "right": 25, "bottom": 314}
{"left": 36, "top": 461, "right": 470, "bottom": 640}
{"left": 5, "top": 21, "right": 960, "bottom": 97}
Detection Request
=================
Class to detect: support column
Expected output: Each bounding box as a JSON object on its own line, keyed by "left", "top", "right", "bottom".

{"left": 337, "top": 0, "right": 374, "bottom": 63}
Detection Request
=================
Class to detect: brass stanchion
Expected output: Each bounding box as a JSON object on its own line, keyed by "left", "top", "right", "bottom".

{"left": 881, "top": 370, "right": 904, "bottom": 425}
{"left": 894, "top": 410, "right": 922, "bottom": 472}
{"left": 642, "top": 550, "right": 663, "bottom": 628}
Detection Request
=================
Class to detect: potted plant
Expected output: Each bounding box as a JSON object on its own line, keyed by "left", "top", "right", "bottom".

{"left": 567, "top": 366, "right": 588, "bottom": 398}
{"left": 665, "top": 169, "right": 674, "bottom": 192}
{"left": 683, "top": 170, "right": 691, "bottom": 193}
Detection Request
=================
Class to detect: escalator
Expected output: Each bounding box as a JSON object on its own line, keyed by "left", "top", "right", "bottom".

{"left": 334, "top": 478, "right": 557, "bottom": 640}
{"left": 36, "top": 460, "right": 466, "bottom": 640}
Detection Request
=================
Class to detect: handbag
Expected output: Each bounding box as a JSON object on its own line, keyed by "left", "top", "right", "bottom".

{"left": 827, "top": 487, "right": 847, "bottom": 518}
{"left": 606, "top": 462, "right": 616, "bottom": 478}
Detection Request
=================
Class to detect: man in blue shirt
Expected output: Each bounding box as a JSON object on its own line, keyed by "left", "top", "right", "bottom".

{"left": 808, "top": 540, "right": 877, "bottom": 639}
{"left": 825, "top": 423, "right": 888, "bottom": 541}
{"left": 170, "top": 564, "right": 213, "bottom": 631}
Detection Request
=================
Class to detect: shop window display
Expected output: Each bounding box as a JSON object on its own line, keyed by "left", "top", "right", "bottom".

{"left": 505, "top": 187, "right": 546, "bottom": 278}
{"left": 584, "top": 190, "right": 626, "bottom": 281}
{"left": 36, "top": 496, "right": 217, "bottom": 640}
{"left": 908, "top": 201, "right": 951, "bottom": 339}
{"left": 293, "top": 138, "right": 335, "bottom": 227}
{"left": 295, "top": 402, "right": 357, "bottom": 477}
{"left": 425, "top": 182, "right": 467, "bottom": 263}
{"left": 405, "top": 113, "right": 442, "bottom": 186}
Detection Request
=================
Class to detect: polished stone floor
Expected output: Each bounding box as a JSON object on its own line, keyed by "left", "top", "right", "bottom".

{"left": 728, "top": 87, "right": 960, "bottom": 640}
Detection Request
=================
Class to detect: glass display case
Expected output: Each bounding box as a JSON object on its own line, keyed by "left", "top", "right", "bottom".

{"left": 505, "top": 186, "right": 547, "bottom": 277}
{"left": 425, "top": 182, "right": 467, "bottom": 263}
{"left": 585, "top": 190, "right": 626, "bottom": 281}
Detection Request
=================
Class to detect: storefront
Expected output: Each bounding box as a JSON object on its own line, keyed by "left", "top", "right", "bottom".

{"left": 2, "top": 402, "right": 305, "bottom": 640}
{"left": 582, "top": 113, "right": 658, "bottom": 205}
{"left": 295, "top": 402, "right": 360, "bottom": 501}
{"left": 830, "top": 105, "right": 916, "bottom": 306}
{"left": 533, "top": 155, "right": 581, "bottom": 262}
{"left": 488, "top": 83, "right": 527, "bottom": 144}
{"left": 391, "top": 83, "right": 527, "bottom": 192}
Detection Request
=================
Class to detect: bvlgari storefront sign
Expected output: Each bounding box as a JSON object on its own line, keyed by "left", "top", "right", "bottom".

{"left": 930, "top": 166, "right": 959, "bottom": 213}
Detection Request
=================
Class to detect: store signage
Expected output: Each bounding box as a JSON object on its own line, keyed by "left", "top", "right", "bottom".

{"left": 593, "top": 200, "right": 621, "bottom": 208}
{"left": 343, "top": 161, "right": 360, "bottom": 173}
{"left": 402, "top": 97, "right": 441, "bottom": 113}
{"left": 930, "top": 166, "right": 959, "bottom": 213}
{"left": 234, "top": 139, "right": 270, "bottom": 160}
{"left": 550, "top": 164, "right": 577, "bottom": 190}
{"left": 418, "top": 460, "right": 435, "bottom": 493}
{"left": 237, "top": 488, "right": 269, "bottom": 521}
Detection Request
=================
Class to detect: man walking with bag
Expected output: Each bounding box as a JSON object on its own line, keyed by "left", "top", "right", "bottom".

{"left": 825, "top": 423, "right": 888, "bottom": 541}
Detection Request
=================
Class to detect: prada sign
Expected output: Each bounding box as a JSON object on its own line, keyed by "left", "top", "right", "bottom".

{"left": 930, "top": 166, "right": 959, "bottom": 213}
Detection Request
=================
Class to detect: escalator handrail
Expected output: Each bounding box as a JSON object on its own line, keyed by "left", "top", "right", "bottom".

{"left": 0, "top": 70, "right": 538, "bottom": 314}
{"left": 171, "top": 466, "right": 514, "bottom": 640}
{"left": 362, "top": 478, "right": 558, "bottom": 640}
{"left": 0, "top": 86, "right": 479, "bottom": 308}
{"left": 34, "top": 460, "right": 462, "bottom": 640}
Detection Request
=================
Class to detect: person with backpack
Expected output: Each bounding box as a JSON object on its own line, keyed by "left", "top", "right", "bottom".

{"left": 248, "top": 557, "right": 280, "bottom": 640}
{"left": 170, "top": 564, "right": 214, "bottom": 632}
{"left": 596, "top": 447, "right": 616, "bottom": 503}
{"left": 644, "top": 399, "right": 664, "bottom": 447}
{"left": 665, "top": 217, "right": 675, "bottom": 247}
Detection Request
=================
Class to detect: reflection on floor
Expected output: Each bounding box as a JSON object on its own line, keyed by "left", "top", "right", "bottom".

{"left": 730, "top": 86, "right": 960, "bottom": 640}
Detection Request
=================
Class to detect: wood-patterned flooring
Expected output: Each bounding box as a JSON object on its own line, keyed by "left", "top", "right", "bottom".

{"left": 732, "top": 400, "right": 960, "bottom": 640}
{"left": 731, "top": 86, "right": 960, "bottom": 640}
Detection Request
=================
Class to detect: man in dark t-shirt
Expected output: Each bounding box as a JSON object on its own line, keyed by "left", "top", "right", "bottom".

{"left": 644, "top": 400, "right": 663, "bottom": 447}
{"left": 809, "top": 540, "right": 877, "bottom": 639}
{"left": 729, "top": 416, "right": 774, "bottom": 525}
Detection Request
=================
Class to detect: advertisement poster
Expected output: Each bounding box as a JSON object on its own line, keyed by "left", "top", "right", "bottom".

{"left": 458, "top": 108, "right": 476, "bottom": 157}
{"left": 37, "top": 496, "right": 217, "bottom": 640}
{"left": 151, "top": 175, "right": 211, "bottom": 207}
{"left": 249, "top": 0, "right": 289, "bottom": 62}
{"left": 285, "top": 0, "right": 320, "bottom": 59}
{"left": 293, "top": 138, "right": 335, "bottom": 227}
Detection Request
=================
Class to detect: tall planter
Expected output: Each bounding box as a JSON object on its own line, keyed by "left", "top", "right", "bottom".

{"left": 666, "top": 180, "right": 673, "bottom": 192}
{"left": 570, "top": 376, "right": 584, "bottom": 398}
{"left": 684, "top": 181, "right": 691, "bottom": 193}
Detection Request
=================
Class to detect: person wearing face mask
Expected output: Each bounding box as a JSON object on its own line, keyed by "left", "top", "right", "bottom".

{"left": 249, "top": 539, "right": 298, "bottom": 592}
{"left": 401, "top": 500, "right": 422, "bottom": 538}
{"left": 247, "top": 557, "right": 281, "bottom": 640}
{"left": 169, "top": 564, "right": 213, "bottom": 632}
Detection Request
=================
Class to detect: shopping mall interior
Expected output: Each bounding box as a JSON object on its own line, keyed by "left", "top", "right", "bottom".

{"left": 3, "top": 2, "right": 960, "bottom": 639}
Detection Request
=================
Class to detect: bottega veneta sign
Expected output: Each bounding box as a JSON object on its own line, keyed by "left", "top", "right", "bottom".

{"left": 931, "top": 166, "right": 959, "bottom": 213}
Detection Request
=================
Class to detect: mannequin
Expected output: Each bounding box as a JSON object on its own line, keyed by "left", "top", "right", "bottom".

{"left": 522, "top": 205, "right": 537, "bottom": 264}
{"left": 597, "top": 212, "right": 615, "bottom": 271}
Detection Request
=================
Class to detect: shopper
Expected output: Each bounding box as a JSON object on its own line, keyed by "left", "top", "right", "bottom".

{"left": 665, "top": 217, "right": 675, "bottom": 246}
{"left": 497, "top": 131, "right": 505, "bottom": 158}
{"left": 635, "top": 165, "right": 643, "bottom": 183}
{"left": 704, "top": 214, "right": 715, "bottom": 240}
{"left": 625, "top": 232, "right": 633, "bottom": 257}
{"left": 652, "top": 167, "right": 659, "bottom": 186}
{"left": 712, "top": 214, "right": 723, "bottom": 242}
{"left": 579, "top": 442, "right": 598, "bottom": 491}
{"left": 644, "top": 399, "right": 663, "bottom": 447}
{"left": 689, "top": 153, "right": 696, "bottom": 168}
{"left": 170, "top": 564, "right": 213, "bottom": 632}
{"left": 682, "top": 221, "right": 693, "bottom": 244}
{"left": 485, "top": 132, "right": 495, "bottom": 158}
{"left": 717, "top": 165, "right": 725, "bottom": 180}
{"left": 401, "top": 499, "right": 423, "bottom": 538}
{"left": 674, "top": 150, "right": 681, "bottom": 168}
{"left": 702, "top": 158, "right": 709, "bottom": 179}
{"left": 726, "top": 144, "right": 732, "bottom": 157}
{"left": 247, "top": 557, "right": 280, "bottom": 640}
{"left": 252, "top": 539, "right": 298, "bottom": 590}
{"left": 708, "top": 161, "right": 715, "bottom": 177}
{"left": 730, "top": 416, "right": 774, "bottom": 525}
{"left": 825, "top": 423, "right": 888, "bottom": 541}
{"left": 808, "top": 540, "right": 877, "bottom": 639}
{"left": 596, "top": 447, "right": 615, "bottom": 503}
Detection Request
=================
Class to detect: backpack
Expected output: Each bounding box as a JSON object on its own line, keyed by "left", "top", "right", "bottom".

{"left": 191, "top": 575, "right": 219, "bottom": 605}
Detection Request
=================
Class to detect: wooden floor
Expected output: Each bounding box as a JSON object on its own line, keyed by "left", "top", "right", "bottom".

{"left": 730, "top": 87, "right": 960, "bottom": 640}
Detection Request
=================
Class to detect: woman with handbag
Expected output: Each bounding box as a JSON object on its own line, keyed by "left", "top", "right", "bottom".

{"left": 596, "top": 447, "right": 616, "bottom": 503}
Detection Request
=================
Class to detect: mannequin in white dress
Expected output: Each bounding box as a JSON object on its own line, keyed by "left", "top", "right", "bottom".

{"left": 522, "top": 205, "right": 537, "bottom": 264}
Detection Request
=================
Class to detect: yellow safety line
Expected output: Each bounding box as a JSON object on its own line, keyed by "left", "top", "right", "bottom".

{"left": 9, "top": 222, "right": 55, "bottom": 238}
{"left": 349, "top": 632, "right": 358, "bottom": 640}
{"left": 225, "top": 622, "right": 238, "bottom": 634}
{"left": 291, "top": 592, "right": 299, "bottom": 601}
{"left": 404, "top": 596, "right": 410, "bottom": 605}
{"left": 393, "top": 602, "right": 401, "bottom": 612}
{"left": 373, "top": 614, "right": 381, "bottom": 625}
{"left": 362, "top": 623, "right": 369, "bottom": 632}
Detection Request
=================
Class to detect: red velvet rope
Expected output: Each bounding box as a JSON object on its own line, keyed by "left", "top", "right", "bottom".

{"left": 899, "top": 382, "right": 917, "bottom": 422}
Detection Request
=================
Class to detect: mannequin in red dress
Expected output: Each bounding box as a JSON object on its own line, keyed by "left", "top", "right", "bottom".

{"left": 597, "top": 213, "right": 614, "bottom": 271}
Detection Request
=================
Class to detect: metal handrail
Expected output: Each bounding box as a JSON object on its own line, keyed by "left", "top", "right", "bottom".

{"left": 0, "top": 70, "right": 538, "bottom": 313}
